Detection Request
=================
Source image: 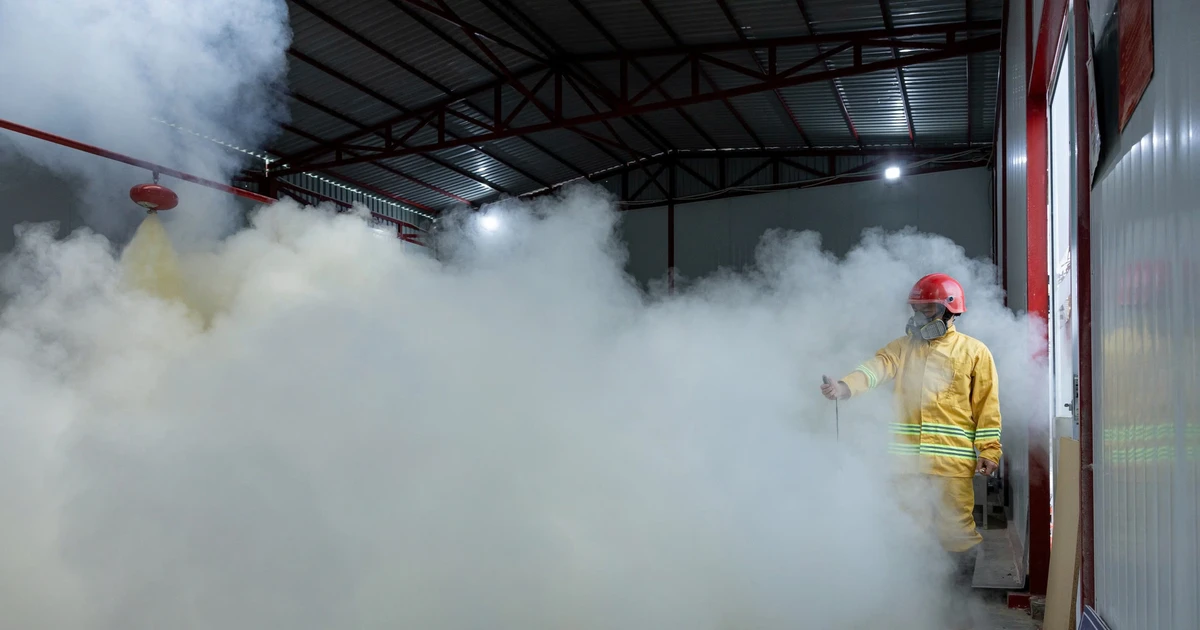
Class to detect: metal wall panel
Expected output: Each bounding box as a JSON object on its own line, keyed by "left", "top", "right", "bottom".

{"left": 1090, "top": 0, "right": 1200, "bottom": 627}
{"left": 616, "top": 206, "right": 669, "bottom": 289}
{"left": 0, "top": 153, "right": 87, "bottom": 253}
{"left": 1004, "top": 0, "right": 1029, "bottom": 313}
{"left": 1002, "top": 0, "right": 1030, "bottom": 562}
{"left": 621, "top": 166, "right": 993, "bottom": 285}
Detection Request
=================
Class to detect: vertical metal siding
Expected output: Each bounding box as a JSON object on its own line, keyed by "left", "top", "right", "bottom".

{"left": 1091, "top": 0, "right": 1200, "bottom": 627}
{"left": 651, "top": 167, "right": 994, "bottom": 283}
{"left": 1002, "top": 0, "right": 1030, "bottom": 560}
{"left": 278, "top": 172, "right": 434, "bottom": 232}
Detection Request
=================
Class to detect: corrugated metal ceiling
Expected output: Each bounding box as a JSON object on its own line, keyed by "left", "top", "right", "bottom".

{"left": 268, "top": 0, "right": 1003, "bottom": 213}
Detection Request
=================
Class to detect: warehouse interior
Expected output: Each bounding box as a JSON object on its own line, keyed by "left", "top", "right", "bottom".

{"left": 0, "top": 0, "right": 1193, "bottom": 628}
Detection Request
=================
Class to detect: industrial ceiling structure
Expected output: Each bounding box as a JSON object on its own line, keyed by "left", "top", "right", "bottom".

{"left": 244, "top": 0, "right": 1003, "bottom": 218}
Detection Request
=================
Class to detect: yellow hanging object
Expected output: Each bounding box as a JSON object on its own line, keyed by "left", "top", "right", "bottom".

{"left": 120, "top": 213, "right": 188, "bottom": 305}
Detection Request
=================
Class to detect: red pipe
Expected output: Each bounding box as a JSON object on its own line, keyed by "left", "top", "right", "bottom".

{"left": 0, "top": 118, "right": 274, "bottom": 205}
{"left": 0, "top": 117, "right": 427, "bottom": 244}
{"left": 1072, "top": 0, "right": 1095, "bottom": 610}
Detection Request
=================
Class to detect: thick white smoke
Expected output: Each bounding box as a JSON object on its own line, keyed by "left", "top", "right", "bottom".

{"left": 0, "top": 0, "right": 290, "bottom": 240}
{"left": 0, "top": 183, "right": 1046, "bottom": 629}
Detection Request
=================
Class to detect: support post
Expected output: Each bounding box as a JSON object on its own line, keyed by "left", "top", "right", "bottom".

{"left": 667, "top": 153, "right": 676, "bottom": 293}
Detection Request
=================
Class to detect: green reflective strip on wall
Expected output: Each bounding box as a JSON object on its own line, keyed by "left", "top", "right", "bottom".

{"left": 1102, "top": 423, "right": 1177, "bottom": 443}
{"left": 1109, "top": 446, "right": 1178, "bottom": 464}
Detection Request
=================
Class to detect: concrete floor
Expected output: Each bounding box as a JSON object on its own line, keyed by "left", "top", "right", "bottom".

{"left": 974, "top": 526, "right": 1025, "bottom": 589}
{"left": 971, "top": 592, "right": 1040, "bottom": 630}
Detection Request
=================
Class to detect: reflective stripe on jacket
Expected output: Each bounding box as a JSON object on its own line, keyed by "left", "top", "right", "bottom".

{"left": 839, "top": 324, "right": 1002, "bottom": 478}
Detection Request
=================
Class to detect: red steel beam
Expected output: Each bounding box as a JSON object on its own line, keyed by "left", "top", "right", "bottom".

{"left": 291, "top": 0, "right": 583, "bottom": 178}
{"left": 480, "top": 0, "right": 671, "bottom": 160}
{"left": 282, "top": 19, "right": 997, "bottom": 169}
{"left": 571, "top": 20, "right": 999, "bottom": 60}
{"left": 274, "top": 35, "right": 999, "bottom": 175}
{"left": 280, "top": 124, "right": 461, "bottom": 209}
{"left": 275, "top": 179, "right": 428, "bottom": 235}
{"left": 635, "top": 0, "right": 743, "bottom": 149}
{"left": 388, "top": 0, "right": 547, "bottom": 63}
{"left": 286, "top": 94, "right": 511, "bottom": 197}
{"left": 878, "top": 0, "right": 917, "bottom": 143}
{"left": 376, "top": 1, "right": 588, "bottom": 184}
{"left": 491, "top": 1, "right": 674, "bottom": 154}
{"left": 714, "top": 0, "right": 807, "bottom": 146}
{"left": 558, "top": 0, "right": 694, "bottom": 150}
{"left": 795, "top": 0, "right": 861, "bottom": 146}
{"left": 621, "top": 160, "right": 988, "bottom": 209}
{"left": 523, "top": 146, "right": 986, "bottom": 197}
{"left": 285, "top": 52, "right": 544, "bottom": 191}
{"left": 290, "top": 0, "right": 453, "bottom": 95}
{"left": 527, "top": 154, "right": 986, "bottom": 207}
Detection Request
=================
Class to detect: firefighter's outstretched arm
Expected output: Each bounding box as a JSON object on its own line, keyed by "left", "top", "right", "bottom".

{"left": 971, "top": 347, "right": 1003, "bottom": 475}
{"left": 821, "top": 339, "right": 902, "bottom": 400}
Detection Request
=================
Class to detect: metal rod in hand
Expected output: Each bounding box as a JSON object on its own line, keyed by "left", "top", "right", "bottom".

{"left": 823, "top": 376, "right": 840, "bottom": 441}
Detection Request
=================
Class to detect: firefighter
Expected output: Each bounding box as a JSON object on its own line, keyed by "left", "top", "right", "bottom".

{"left": 819, "top": 272, "right": 1001, "bottom": 627}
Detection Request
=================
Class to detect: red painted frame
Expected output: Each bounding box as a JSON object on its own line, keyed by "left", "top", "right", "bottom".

{"left": 1012, "top": 0, "right": 1094, "bottom": 607}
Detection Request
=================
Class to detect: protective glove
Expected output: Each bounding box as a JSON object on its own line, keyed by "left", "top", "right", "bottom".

{"left": 820, "top": 375, "right": 850, "bottom": 401}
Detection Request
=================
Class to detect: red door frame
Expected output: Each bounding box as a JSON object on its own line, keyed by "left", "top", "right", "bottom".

{"left": 1017, "top": 0, "right": 1094, "bottom": 608}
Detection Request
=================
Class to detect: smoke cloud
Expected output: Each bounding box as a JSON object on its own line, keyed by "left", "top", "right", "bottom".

{"left": 0, "top": 0, "right": 290, "bottom": 241}
{"left": 0, "top": 182, "right": 1046, "bottom": 629}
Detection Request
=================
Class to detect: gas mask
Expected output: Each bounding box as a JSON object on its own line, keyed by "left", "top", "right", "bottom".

{"left": 907, "top": 304, "right": 951, "bottom": 341}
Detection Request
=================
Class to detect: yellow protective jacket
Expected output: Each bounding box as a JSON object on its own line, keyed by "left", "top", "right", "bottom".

{"left": 839, "top": 324, "right": 1002, "bottom": 478}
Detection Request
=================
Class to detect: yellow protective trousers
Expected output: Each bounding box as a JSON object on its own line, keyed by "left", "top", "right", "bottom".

{"left": 892, "top": 474, "right": 982, "bottom": 553}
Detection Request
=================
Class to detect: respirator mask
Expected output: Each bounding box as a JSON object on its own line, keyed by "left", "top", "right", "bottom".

{"left": 907, "top": 304, "right": 951, "bottom": 341}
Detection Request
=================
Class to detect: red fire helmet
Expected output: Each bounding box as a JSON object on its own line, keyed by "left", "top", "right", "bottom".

{"left": 908, "top": 273, "right": 967, "bottom": 314}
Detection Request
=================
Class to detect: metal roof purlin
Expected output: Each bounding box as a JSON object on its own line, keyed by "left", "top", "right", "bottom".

{"left": 634, "top": 0, "right": 744, "bottom": 148}
{"left": 404, "top": 0, "right": 666, "bottom": 175}
{"left": 284, "top": 91, "right": 514, "bottom": 197}
{"left": 793, "top": 0, "right": 861, "bottom": 146}
{"left": 877, "top": 0, "right": 917, "bottom": 144}
{"left": 713, "top": 0, "right": 809, "bottom": 146}
{"left": 272, "top": 32, "right": 1000, "bottom": 176}
{"left": 280, "top": 123, "right": 456, "bottom": 208}
{"left": 513, "top": 0, "right": 680, "bottom": 151}
{"left": 289, "top": 0, "right": 559, "bottom": 186}
{"left": 279, "top": 18, "right": 996, "bottom": 170}
{"left": 387, "top": 0, "right": 548, "bottom": 64}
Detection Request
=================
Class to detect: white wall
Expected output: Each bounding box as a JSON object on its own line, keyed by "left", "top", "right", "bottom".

{"left": 1089, "top": 0, "right": 1200, "bottom": 627}
{"left": 619, "top": 167, "right": 995, "bottom": 288}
